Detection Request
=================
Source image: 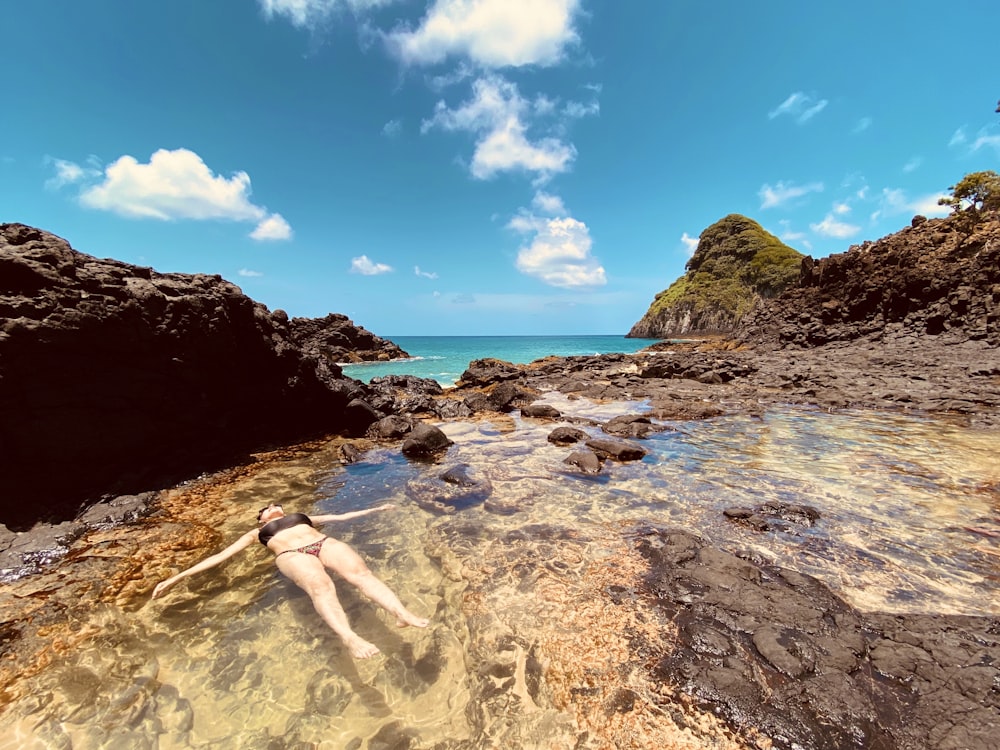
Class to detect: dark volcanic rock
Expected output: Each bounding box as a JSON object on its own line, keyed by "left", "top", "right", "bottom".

{"left": 547, "top": 426, "right": 589, "bottom": 445}
{"left": 738, "top": 210, "right": 1000, "bottom": 348}
{"left": 563, "top": 449, "right": 603, "bottom": 474}
{"left": 584, "top": 438, "right": 648, "bottom": 462}
{"left": 631, "top": 525, "right": 1000, "bottom": 750}
{"left": 405, "top": 464, "right": 492, "bottom": 514}
{"left": 400, "top": 423, "right": 453, "bottom": 457}
{"left": 0, "top": 224, "right": 372, "bottom": 529}
{"left": 287, "top": 313, "right": 407, "bottom": 363}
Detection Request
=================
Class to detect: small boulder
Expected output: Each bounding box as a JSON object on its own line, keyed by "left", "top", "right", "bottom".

{"left": 564, "top": 450, "right": 603, "bottom": 474}
{"left": 547, "top": 426, "right": 589, "bottom": 445}
{"left": 584, "top": 438, "right": 648, "bottom": 462}
{"left": 401, "top": 423, "right": 454, "bottom": 457}
{"left": 521, "top": 403, "right": 561, "bottom": 419}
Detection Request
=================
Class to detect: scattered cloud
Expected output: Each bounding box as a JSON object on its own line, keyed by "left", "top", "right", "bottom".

{"left": 70, "top": 148, "right": 292, "bottom": 241}
{"left": 532, "top": 190, "right": 566, "bottom": 216}
{"left": 258, "top": 0, "right": 391, "bottom": 30}
{"left": 768, "top": 91, "right": 828, "bottom": 124}
{"left": 871, "top": 187, "right": 949, "bottom": 222}
{"left": 852, "top": 117, "right": 872, "bottom": 133}
{"left": 971, "top": 131, "right": 1000, "bottom": 157}
{"left": 350, "top": 255, "right": 394, "bottom": 274}
{"left": 238, "top": 268, "right": 264, "bottom": 277}
{"left": 382, "top": 119, "right": 402, "bottom": 137}
{"left": 902, "top": 156, "right": 923, "bottom": 173}
{"left": 386, "top": 0, "right": 582, "bottom": 68}
{"left": 759, "top": 180, "right": 824, "bottom": 209}
{"left": 680, "top": 232, "right": 699, "bottom": 256}
{"left": 250, "top": 213, "right": 293, "bottom": 241}
{"left": 44, "top": 157, "right": 101, "bottom": 190}
{"left": 810, "top": 213, "right": 861, "bottom": 239}
{"left": 422, "top": 74, "right": 577, "bottom": 180}
{"left": 948, "top": 127, "right": 967, "bottom": 147}
{"left": 510, "top": 213, "right": 606, "bottom": 288}
{"left": 832, "top": 201, "right": 851, "bottom": 215}
{"left": 415, "top": 265, "right": 439, "bottom": 279}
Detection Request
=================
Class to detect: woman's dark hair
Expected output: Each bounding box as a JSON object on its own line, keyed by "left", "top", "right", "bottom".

{"left": 257, "top": 504, "right": 281, "bottom": 522}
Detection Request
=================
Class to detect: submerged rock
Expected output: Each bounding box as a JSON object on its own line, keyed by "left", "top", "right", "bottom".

{"left": 400, "top": 423, "right": 454, "bottom": 457}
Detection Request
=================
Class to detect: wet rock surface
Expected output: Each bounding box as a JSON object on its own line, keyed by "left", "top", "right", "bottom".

{"left": 630, "top": 525, "right": 1000, "bottom": 750}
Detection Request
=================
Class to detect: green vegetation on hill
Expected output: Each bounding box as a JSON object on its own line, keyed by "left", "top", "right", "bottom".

{"left": 628, "top": 214, "right": 803, "bottom": 338}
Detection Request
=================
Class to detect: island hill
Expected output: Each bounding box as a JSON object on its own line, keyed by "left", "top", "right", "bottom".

{"left": 628, "top": 213, "right": 803, "bottom": 339}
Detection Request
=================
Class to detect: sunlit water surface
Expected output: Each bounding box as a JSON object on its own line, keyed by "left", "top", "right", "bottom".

{"left": 2, "top": 404, "right": 998, "bottom": 748}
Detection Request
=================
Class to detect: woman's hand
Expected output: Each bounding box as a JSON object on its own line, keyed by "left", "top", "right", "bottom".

{"left": 151, "top": 578, "right": 175, "bottom": 600}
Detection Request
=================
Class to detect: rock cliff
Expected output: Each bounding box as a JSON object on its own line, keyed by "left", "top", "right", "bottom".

{"left": 737, "top": 211, "right": 1000, "bottom": 348}
{"left": 628, "top": 214, "right": 802, "bottom": 338}
{"left": 0, "top": 224, "right": 401, "bottom": 529}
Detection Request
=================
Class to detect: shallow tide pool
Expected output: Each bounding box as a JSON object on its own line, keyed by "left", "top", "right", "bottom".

{"left": 1, "top": 404, "right": 997, "bottom": 748}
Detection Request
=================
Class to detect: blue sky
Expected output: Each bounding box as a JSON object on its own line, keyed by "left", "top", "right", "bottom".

{"left": 3, "top": 1, "right": 998, "bottom": 336}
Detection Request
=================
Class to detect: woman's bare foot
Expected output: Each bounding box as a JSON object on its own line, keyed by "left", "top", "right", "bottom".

{"left": 344, "top": 635, "right": 381, "bottom": 659}
{"left": 396, "top": 611, "right": 430, "bottom": 628}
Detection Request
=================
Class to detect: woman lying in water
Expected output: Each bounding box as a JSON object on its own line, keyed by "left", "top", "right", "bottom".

{"left": 151, "top": 503, "right": 429, "bottom": 659}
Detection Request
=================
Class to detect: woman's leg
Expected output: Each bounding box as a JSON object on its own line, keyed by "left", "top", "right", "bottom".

{"left": 275, "top": 553, "right": 381, "bottom": 658}
{"left": 319, "top": 539, "right": 429, "bottom": 628}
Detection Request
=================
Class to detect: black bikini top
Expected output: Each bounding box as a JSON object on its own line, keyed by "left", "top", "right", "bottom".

{"left": 258, "top": 513, "right": 313, "bottom": 545}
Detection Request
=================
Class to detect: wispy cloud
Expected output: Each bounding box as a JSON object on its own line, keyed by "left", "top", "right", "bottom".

{"left": 415, "top": 265, "right": 439, "bottom": 279}
{"left": 258, "top": 0, "right": 392, "bottom": 30}
{"left": 759, "top": 180, "right": 824, "bottom": 209}
{"left": 680, "top": 232, "right": 699, "bottom": 256}
{"left": 238, "top": 268, "right": 264, "bottom": 277}
{"left": 871, "top": 187, "right": 949, "bottom": 222}
{"left": 948, "top": 127, "right": 967, "bottom": 147}
{"left": 768, "top": 92, "right": 828, "bottom": 124}
{"left": 422, "top": 74, "right": 578, "bottom": 181}
{"left": 350, "top": 255, "right": 394, "bottom": 275}
{"left": 810, "top": 213, "right": 861, "bottom": 239}
{"left": 971, "top": 131, "right": 1000, "bottom": 157}
{"left": 385, "top": 0, "right": 582, "bottom": 68}
{"left": 902, "top": 156, "right": 923, "bottom": 173}
{"left": 532, "top": 190, "right": 567, "bottom": 216}
{"left": 44, "top": 157, "right": 101, "bottom": 190}
{"left": 69, "top": 148, "right": 291, "bottom": 241}
{"left": 852, "top": 116, "right": 872, "bottom": 134}
{"left": 509, "top": 210, "right": 605, "bottom": 288}
{"left": 382, "top": 119, "right": 402, "bottom": 137}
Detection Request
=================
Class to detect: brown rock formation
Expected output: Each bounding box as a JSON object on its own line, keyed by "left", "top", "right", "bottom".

{"left": 0, "top": 223, "right": 384, "bottom": 529}
{"left": 737, "top": 211, "right": 1000, "bottom": 349}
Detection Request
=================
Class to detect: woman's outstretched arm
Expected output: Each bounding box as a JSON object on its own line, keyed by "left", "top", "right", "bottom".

{"left": 310, "top": 503, "right": 397, "bottom": 524}
{"left": 151, "top": 528, "right": 259, "bottom": 599}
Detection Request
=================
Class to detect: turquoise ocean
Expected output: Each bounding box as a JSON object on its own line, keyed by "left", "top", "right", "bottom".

{"left": 339, "top": 335, "right": 662, "bottom": 387}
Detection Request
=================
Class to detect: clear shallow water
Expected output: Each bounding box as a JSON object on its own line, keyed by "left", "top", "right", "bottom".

{"left": 340, "top": 335, "right": 661, "bottom": 386}
{"left": 2, "top": 405, "right": 998, "bottom": 748}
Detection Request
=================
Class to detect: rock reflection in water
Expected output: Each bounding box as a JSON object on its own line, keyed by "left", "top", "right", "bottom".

{"left": 0, "top": 407, "right": 997, "bottom": 748}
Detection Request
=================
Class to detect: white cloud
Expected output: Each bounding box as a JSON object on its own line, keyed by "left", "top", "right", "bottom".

{"left": 45, "top": 158, "right": 94, "bottom": 190}
{"left": 680, "top": 232, "right": 699, "bottom": 256}
{"left": 832, "top": 201, "right": 851, "bottom": 215}
{"left": 382, "top": 119, "right": 402, "bottom": 137}
{"left": 78, "top": 148, "right": 291, "bottom": 240}
{"left": 872, "top": 187, "right": 949, "bottom": 221}
{"left": 532, "top": 190, "right": 566, "bottom": 216}
{"left": 422, "top": 74, "right": 576, "bottom": 180}
{"left": 238, "top": 268, "right": 264, "bottom": 277}
{"left": 250, "top": 213, "right": 293, "bottom": 241}
{"left": 948, "top": 127, "right": 967, "bottom": 147}
{"left": 258, "top": 0, "right": 390, "bottom": 29}
{"left": 902, "top": 156, "right": 923, "bottom": 173}
{"left": 415, "top": 265, "right": 439, "bottom": 279}
{"left": 852, "top": 116, "right": 872, "bottom": 133}
{"left": 810, "top": 213, "right": 861, "bottom": 239}
{"left": 386, "top": 0, "right": 581, "bottom": 68}
{"left": 510, "top": 214, "right": 605, "bottom": 288}
{"left": 351, "top": 255, "right": 394, "bottom": 275}
{"left": 971, "top": 132, "right": 1000, "bottom": 157}
{"left": 768, "top": 92, "right": 828, "bottom": 124}
{"left": 759, "top": 180, "right": 824, "bottom": 209}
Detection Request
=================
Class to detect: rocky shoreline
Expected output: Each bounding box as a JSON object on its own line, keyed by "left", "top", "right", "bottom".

{"left": 2, "top": 210, "right": 999, "bottom": 747}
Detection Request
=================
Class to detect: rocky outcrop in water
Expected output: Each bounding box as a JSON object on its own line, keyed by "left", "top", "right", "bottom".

{"left": 0, "top": 223, "right": 400, "bottom": 529}
{"left": 628, "top": 214, "right": 802, "bottom": 338}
